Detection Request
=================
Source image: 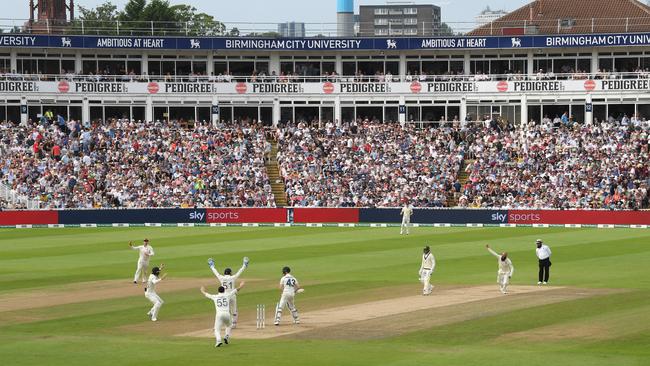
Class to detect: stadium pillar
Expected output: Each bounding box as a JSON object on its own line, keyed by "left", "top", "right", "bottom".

{"left": 335, "top": 54, "right": 343, "bottom": 76}
{"left": 10, "top": 51, "right": 16, "bottom": 72}
{"left": 527, "top": 50, "right": 534, "bottom": 75}
{"left": 463, "top": 53, "right": 470, "bottom": 75}
{"left": 399, "top": 54, "right": 406, "bottom": 79}
{"left": 270, "top": 54, "right": 280, "bottom": 76}
{"left": 520, "top": 95, "right": 528, "bottom": 126}
{"left": 74, "top": 51, "right": 82, "bottom": 74}
{"left": 585, "top": 94, "right": 593, "bottom": 125}
{"left": 82, "top": 98, "right": 89, "bottom": 124}
{"left": 272, "top": 98, "right": 280, "bottom": 127}
{"left": 207, "top": 54, "right": 214, "bottom": 76}
{"left": 460, "top": 97, "right": 467, "bottom": 122}
{"left": 20, "top": 97, "right": 27, "bottom": 126}
{"left": 334, "top": 97, "right": 341, "bottom": 126}
{"left": 141, "top": 54, "right": 149, "bottom": 75}
{"left": 146, "top": 97, "right": 153, "bottom": 122}
{"left": 591, "top": 50, "right": 598, "bottom": 76}
{"left": 398, "top": 95, "right": 406, "bottom": 125}
{"left": 211, "top": 96, "right": 219, "bottom": 127}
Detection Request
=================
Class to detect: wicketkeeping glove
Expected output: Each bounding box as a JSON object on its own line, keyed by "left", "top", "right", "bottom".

{"left": 207, "top": 258, "right": 215, "bottom": 267}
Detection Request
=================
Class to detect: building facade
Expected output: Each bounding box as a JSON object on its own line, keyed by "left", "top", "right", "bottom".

{"left": 358, "top": 4, "right": 441, "bottom": 37}
{"left": 278, "top": 22, "right": 306, "bottom": 38}
{"left": 475, "top": 7, "right": 508, "bottom": 28}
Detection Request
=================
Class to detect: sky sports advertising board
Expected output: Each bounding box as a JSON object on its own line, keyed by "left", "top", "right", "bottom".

{"left": 2, "top": 33, "right": 650, "bottom": 51}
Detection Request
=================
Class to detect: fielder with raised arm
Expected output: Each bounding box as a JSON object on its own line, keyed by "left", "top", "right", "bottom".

{"left": 130, "top": 239, "right": 154, "bottom": 284}
{"left": 274, "top": 266, "right": 303, "bottom": 326}
{"left": 201, "top": 281, "right": 245, "bottom": 348}
{"left": 400, "top": 203, "right": 413, "bottom": 235}
{"left": 486, "top": 245, "right": 514, "bottom": 294}
{"left": 207, "top": 257, "right": 249, "bottom": 328}
{"left": 419, "top": 246, "right": 436, "bottom": 295}
{"left": 145, "top": 264, "right": 166, "bottom": 322}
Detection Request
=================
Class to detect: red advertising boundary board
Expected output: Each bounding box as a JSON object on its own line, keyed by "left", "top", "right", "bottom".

{"left": 206, "top": 208, "right": 287, "bottom": 223}
{"left": 508, "top": 210, "right": 650, "bottom": 225}
{"left": 293, "top": 208, "right": 360, "bottom": 223}
{"left": 0, "top": 210, "right": 59, "bottom": 225}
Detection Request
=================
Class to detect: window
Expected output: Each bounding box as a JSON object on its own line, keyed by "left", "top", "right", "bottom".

{"left": 374, "top": 29, "right": 389, "bottom": 36}
{"left": 404, "top": 8, "right": 418, "bottom": 15}
{"left": 389, "top": 9, "right": 403, "bottom": 15}
{"left": 404, "top": 28, "right": 418, "bottom": 36}
{"left": 389, "top": 29, "right": 404, "bottom": 36}
{"left": 375, "top": 19, "right": 388, "bottom": 26}
{"left": 560, "top": 18, "right": 576, "bottom": 28}
{"left": 389, "top": 18, "right": 403, "bottom": 25}
{"left": 404, "top": 18, "right": 417, "bottom": 25}
{"left": 374, "top": 8, "right": 388, "bottom": 15}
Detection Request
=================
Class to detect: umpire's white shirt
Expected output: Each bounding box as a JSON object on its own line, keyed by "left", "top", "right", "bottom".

{"left": 536, "top": 245, "right": 552, "bottom": 260}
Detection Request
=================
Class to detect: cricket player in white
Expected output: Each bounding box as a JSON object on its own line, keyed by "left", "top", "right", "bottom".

{"left": 400, "top": 203, "right": 414, "bottom": 235}
{"left": 274, "top": 266, "right": 302, "bottom": 326}
{"left": 201, "top": 282, "right": 245, "bottom": 347}
{"left": 145, "top": 264, "right": 166, "bottom": 321}
{"left": 207, "top": 256, "right": 249, "bottom": 328}
{"left": 486, "top": 245, "right": 514, "bottom": 294}
{"left": 419, "top": 246, "right": 436, "bottom": 295}
{"left": 130, "top": 239, "right": 154, "bottom": 284}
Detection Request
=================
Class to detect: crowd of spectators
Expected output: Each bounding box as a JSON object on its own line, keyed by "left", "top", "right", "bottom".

{"left": 0, "top": 119, "right": 275, "bottom": 209}
{"left": 275, "top": 121, "right": 465, "bottom": 207}
{"left": 1, "top": 114, "right": 649, "bottom": 210}
{"left": 461, "top": 120, "right": 649, "bottom": 210}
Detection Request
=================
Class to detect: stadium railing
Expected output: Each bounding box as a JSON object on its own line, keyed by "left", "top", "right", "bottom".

{"left": 1, "top": 72, "right": 648, "bottom": 83}
{"left": 4, "top": 17, "right": 650, "bottom": 37}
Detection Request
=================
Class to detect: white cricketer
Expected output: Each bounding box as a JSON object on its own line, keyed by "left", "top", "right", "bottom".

{"left": 145, "top": 265, "right": 165, "bottom": 321}
{"left": 419, "top": 246, "right": 436, "bottom": 295}
{"left": 130, "top": 239, "right": 154, "bottom": 284}
{"left": 274, "top": 267, "right": 300, "bottom": 325}
{"left": 400, "top": 204, "right": 413, "bottom": 235}
{"left": 486, "top": 245, "right": 514, "bottom": 294}
{"left": 208, "top": 257, "right": 249, "bottom": 328}
{"left": 201, "top": 282, "right": 245, "bottom": 347}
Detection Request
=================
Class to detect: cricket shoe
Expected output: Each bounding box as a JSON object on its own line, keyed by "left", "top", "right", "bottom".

{"left": 224, "top": 336, "right": 229, "bottom": 345}
{"left": 537, "top": 281, "right": 542, "bottom": 285}
{"left": 215, "top": 342, "right": 223, "bottom": 348}
{"left": 293, "top": 320, "right": 300, "bottom": 324}
{"left": 151, "top": 318, "right": 157, "bottom": 322}
{"left": 543, "top": 282, "right": 548, "bottom": 285}
{"left": 274, "top": 321, "right": 280, "bottom": 326}
{"left": 133, "top": 281, "right": 137, "bottom": 284}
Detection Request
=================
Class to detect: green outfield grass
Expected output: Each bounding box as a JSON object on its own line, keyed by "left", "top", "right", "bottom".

{"left": 1, "top": 227, "right": 650, "bottom": 366}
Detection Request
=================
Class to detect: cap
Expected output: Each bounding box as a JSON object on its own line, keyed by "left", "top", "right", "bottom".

{"left": 536, "top": 239, "right": 542, "bottom": 243}
{"left": 144, "top": 238, "right": 150, "bottom": 242}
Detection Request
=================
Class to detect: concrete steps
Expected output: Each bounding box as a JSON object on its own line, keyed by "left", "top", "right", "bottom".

{"left": 265, "top": 141, "right": 288, "bottom": 207}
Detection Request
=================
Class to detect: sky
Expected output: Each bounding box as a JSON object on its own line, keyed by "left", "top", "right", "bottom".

{"left": 11, "top": 0, "right": 532, "bottom": 30}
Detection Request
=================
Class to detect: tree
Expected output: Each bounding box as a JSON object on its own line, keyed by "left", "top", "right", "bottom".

{"left": 68, "top": 2, "right": 119, "bottom": 35}
{"left": 438, "top": 22, "right": 455, "bottom": 36}
{"left": 227, "top": 27, "right": 240, "bottom": 37}
{"left": 67, "top": 0, "right": 226, "bottom": 36}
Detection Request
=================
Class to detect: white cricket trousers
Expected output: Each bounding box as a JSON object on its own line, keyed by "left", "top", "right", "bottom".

{"left": 401, "top": 218, "right": 410, "bottom": 234}
{"left": 214, "top": 312, "right": 232, "bottom": 343}
{"left": 497, "top": 272, "right": 510, "bottom": 293}
{"left": 274, "top": 293, "right": 299, "bottom": 324}
{"left": 420, "top": 269, "right": 433, "bottom": 294}
{"left": 145, "top": 290, "right": 164, "bottom": 319}
{"left": 228, "top": 293, "right": 239, "bottom": 327}
{"left": 134, "top": 260, "right": 149, "bottom": 283}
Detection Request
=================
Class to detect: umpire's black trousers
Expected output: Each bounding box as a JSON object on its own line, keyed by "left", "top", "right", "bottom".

{"left": 538, "top": 258, "right": 551, "bottom": 282}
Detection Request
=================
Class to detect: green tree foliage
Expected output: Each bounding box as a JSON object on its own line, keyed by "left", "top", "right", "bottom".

{"left": 68, "top": 0, "right": 225, "bottom": 36}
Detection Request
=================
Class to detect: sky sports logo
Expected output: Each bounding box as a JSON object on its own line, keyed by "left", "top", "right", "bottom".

{"left": 491, "top": 212, "right": 542, "bottom": 223}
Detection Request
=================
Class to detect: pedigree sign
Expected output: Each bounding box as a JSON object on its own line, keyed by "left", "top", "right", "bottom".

{"left": 1, "top": 80, "right": 649, "bottom": 95}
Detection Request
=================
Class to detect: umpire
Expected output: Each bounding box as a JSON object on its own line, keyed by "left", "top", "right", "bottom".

{"left": 536, "top": 239, "right": 552, "bottom": 284}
